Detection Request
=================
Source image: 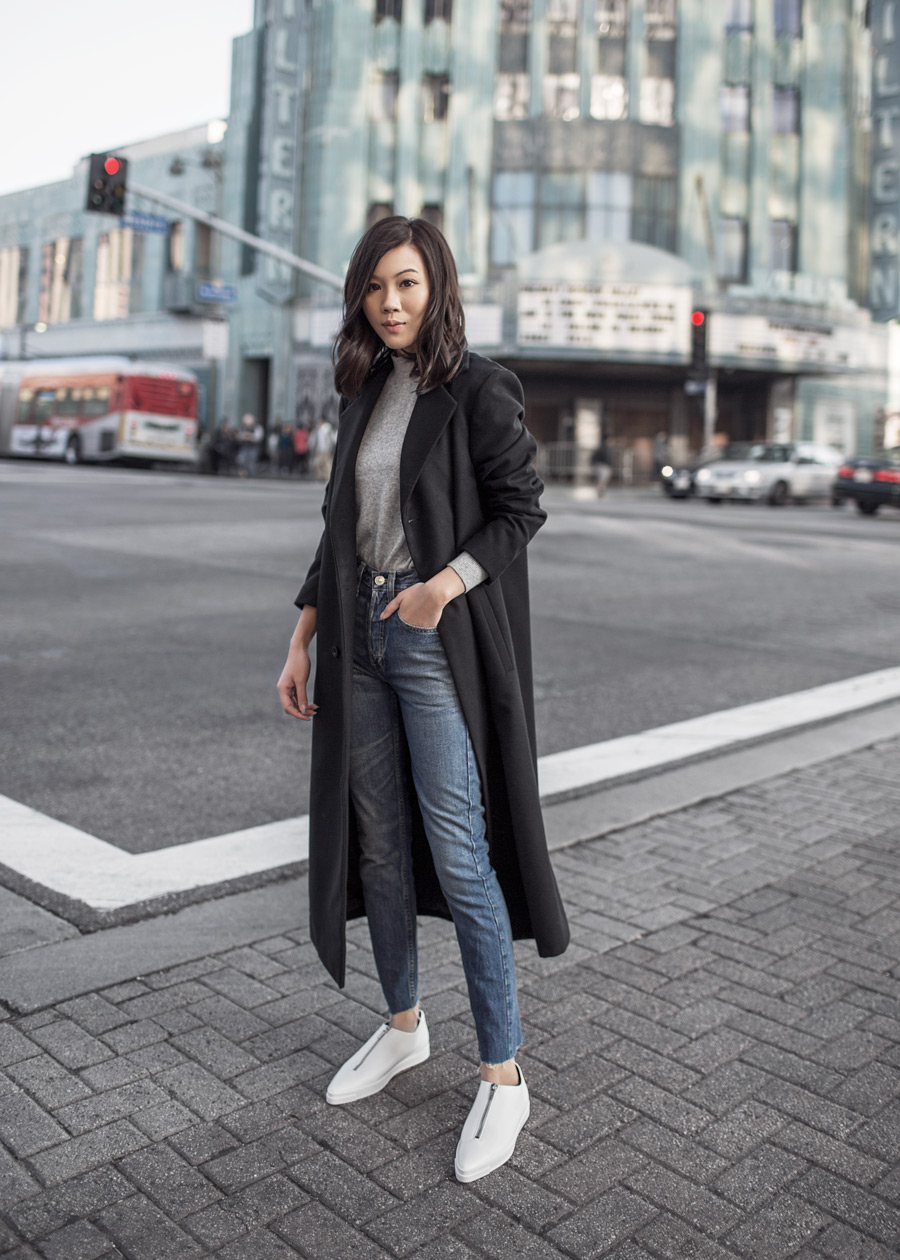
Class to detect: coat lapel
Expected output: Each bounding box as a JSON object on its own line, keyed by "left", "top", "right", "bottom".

{"left": 327, "top": 362, "right": 390, "bottom": 565}
{"left": 399, "top": 384, "right": 458, "bottom": 509}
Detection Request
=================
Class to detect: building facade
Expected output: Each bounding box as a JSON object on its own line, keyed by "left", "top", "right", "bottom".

{"left": 2, "top": 0, "right": 897, "bottom": 471}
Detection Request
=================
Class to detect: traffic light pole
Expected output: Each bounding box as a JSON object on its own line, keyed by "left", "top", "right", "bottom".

{"left": 127, "top": 180, "right": 344, "bottom": 292}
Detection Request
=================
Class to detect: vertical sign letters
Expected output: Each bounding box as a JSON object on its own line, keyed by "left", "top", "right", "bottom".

{"left": 870, "top": 0, "right": 900, "bottom": 320}
{"left": 258, "top": 0, "right": 303, "bottom": 301}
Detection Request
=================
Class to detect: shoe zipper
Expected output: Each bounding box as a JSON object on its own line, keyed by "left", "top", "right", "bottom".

{"left": 474, "top": 1083, "right": 498, "bottom": 1139}
{"left": 353, "top": 1025, "right": 390, "bottom": 1072}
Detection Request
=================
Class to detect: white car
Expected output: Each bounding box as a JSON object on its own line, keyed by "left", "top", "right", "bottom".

{"left": 693, "top": 442, "right": 843, "bottom": 506}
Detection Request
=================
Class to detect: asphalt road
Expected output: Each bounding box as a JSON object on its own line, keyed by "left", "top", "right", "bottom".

{"left": 2, "top": 461, "right": 898, "bottom": 855}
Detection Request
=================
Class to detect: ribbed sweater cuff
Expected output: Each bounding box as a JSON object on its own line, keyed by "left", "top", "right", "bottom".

{"left": 447, "top": 551, "right": 489, "bottom": 593}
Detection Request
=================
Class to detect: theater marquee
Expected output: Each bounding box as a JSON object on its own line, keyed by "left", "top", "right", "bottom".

{"left": 517, "top": 283, "right": 692, "bottom": 360}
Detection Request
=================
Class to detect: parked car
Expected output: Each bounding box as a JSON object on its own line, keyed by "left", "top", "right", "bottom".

{"left": 660, "top": 444, "right": 752, "bottom": 498}
{"left": 832, "top": 447, "right": 900, "bottom": 515}
{"left": 693, "top": 441, "right": 843, "bottom": 505}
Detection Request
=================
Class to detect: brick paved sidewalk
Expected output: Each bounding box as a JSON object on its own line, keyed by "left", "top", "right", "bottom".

{"left": 2, "top": 737, "right": 900, "bottom": 1259}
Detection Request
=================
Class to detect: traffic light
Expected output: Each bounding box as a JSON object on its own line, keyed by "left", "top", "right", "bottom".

{"left": 86, "top": 153, "right": 128, "bottom": 216}
{"left": 690, "top": 309, "right": 708, "bottom": 369}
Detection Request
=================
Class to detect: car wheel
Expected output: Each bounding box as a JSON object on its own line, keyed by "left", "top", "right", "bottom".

{"left": 707, "top": 497, "right": 722, "bottom": 505}
{"left": 831, "top": 496, "right": 843, "bottom": 508}
{"left": 856, "top": 499, "right": 879, "bottom": 515}
{"left": 767, "top": 480, "right": 789, "bottom": 506}
{"left": 64, "top": 435, "right": 82, "bottom": 466}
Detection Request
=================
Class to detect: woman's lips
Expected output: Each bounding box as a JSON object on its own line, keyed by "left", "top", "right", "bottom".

{"left": 383, "top": 321, "right": 404, "bottom": 330}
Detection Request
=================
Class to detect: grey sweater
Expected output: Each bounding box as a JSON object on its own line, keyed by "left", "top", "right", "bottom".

{"left": 354, "top": 356, "right": 487, "bottom": 591}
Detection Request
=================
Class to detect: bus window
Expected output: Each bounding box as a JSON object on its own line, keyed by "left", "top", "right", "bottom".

{"left": 17, "top": 388, "right": 34, "bottom": 423}
{"left": 55, "top": 388, "right": 80, "bottom": 416}
{"left": 82, "top": 387, "right": 111, "bottom": 418}
{"left": 33, "top": 390, "right": 58, "bottom": 422}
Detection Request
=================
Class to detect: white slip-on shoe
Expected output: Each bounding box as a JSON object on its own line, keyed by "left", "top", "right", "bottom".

{"left": 454, "top": 1065, "right": 530, "bottom": 1183}
{"left": 325, "top": 1011, "right": 430, "bottom": 1105}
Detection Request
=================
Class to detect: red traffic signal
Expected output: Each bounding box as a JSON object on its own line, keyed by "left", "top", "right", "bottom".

{"left": 691, "top": 310, "right": 706, "bottom": 327}
{"left": 690, "top": 309, "right": 708, "bottom": 368}
{"left": 86, "top": 152, "right": 128, "bottom": 217}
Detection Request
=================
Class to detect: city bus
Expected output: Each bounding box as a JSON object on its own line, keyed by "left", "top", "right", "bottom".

{"left": 0, "top": 357, "right": 198, "bottom": 465}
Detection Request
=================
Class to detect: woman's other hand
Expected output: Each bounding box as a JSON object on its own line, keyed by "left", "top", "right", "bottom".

{"left": 278, "top": 607, "right": 318, "bottom": 719}
{"left": 381, "top": 568, "right": 465, "bottom": 629}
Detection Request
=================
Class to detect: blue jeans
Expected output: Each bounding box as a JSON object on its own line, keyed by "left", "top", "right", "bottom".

{"left": 349, "top": 567, "right": 522, "bottom": 1065}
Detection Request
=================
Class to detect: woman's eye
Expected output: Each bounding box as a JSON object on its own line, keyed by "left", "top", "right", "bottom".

{"left": 367, "top": 282, "right": 379, "bottom": 292}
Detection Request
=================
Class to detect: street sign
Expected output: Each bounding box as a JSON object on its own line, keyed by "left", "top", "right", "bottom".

{"left": 196, "top": 282, "right": 237, "bottom": 304}
{"left": 122, "top": 211, "right": 169, "bottom": 234}
{"left": 684, "top": 380, "right": 706, "bottom": 395}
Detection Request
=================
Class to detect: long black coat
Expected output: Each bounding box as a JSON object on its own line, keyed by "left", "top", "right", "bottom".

{"left": 296, "top": 348, "right": 570, "bottom": 987}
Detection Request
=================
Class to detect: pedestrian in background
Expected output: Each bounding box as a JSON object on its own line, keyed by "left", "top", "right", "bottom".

{"left": 278, "top": 423, "right": 293, "bottom": 475}
{"left": 291, "top": 424, "right": 309, "bottom": 477}
{"left": 309, "top": 416, "right": 336, "bottom": 481}
{"left": 277, "top": 216, "right": 568, "bottom": 1183}
{"left": 236, "top": 412, "right": 262, "bottom": 478}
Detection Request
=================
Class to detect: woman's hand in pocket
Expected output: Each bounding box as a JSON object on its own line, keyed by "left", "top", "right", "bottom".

{"left": 381, "top": 568, "right": 465, "bottom": 629}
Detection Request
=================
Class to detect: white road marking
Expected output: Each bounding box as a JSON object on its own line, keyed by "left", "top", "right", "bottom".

{"left": 2, "top": 665, "right": 899, "bottom": 912}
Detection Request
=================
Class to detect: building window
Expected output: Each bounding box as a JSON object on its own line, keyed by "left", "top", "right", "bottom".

{"left": 491, "top": 170, "right": 537, "bottom": 264}
{"left": 495, "top": 72, "right": 530, "bottom": 119}
{"left": 770, "top": 219, "right": 797, "bottom": 272}
{"left": 645, "top": 0, "right": 676, "bottom": 39}
{"left": 717, "top": 217, "right": 748, "bottom": 281}
{"left": 423, "top": 74, "right": 450, "bottom": 121}
{"left": 424, "top": 0, "right": 452, "bottom": 19}
{"left": 772, "top": 87, "right": 799, "bottom": 133}
{"left": 587, "top": 171, "right": 632, "bottom": 242}
{"left": 376, "top": 0, "right": 402, "bottom": 21}
{"left": 367, "top": 202, "right": 394, "bottom": 228}
{"left": 547, "top": 0, "right": 577, "bottom": 35}
{"left": 596, "top": 0, "right": 626, "bottom": 35}
{"left": 721, "top": 84, "right": 750, "bottom": 132}
{"left": 725, "top": 0, "right": 752, "bottom": 30}
{"left": 94, "top": 229, "right": 137, "bottom": 321}
{"left": 167, "top": 221, "right": 185, "bottom": 273}
{"left": 591, "top": 74, "right": 627, "bottom": 119}
{"left": 371, "top": 72, "right": 399, "bottom": 121}
{"left": 544, "top": 73, "right": 580, "bottom": 119}
{"left": 420, "top": 204, "right": 444, "bottom": 230}
{"left": 0, "top": 246, "right": 28, "bottom": 329}
{"left": 774, "top": 0, "right": 801, "bottom": 37}
{"left": 500, "top": 0, "right": 530, "bottom": 32}
{"left": 38, "top": 237, "right": 84, "bottom": 324}
{"left": 640, "top": 77, "right": 674, "bottom": 125}
{"left": 538, "top": 172, "right": 584, "bottom": 248}
{"left": 593, "top": 25, "right": 627, "bottom": 119}
{"left": 195, "top": 223, "right": 213, "bottom": 280}
{"left": 632, "top": 175, "right": 677, "bottom": 252}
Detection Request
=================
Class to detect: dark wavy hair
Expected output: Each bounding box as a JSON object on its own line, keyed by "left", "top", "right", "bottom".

{"left": 333, "top": 217, "right": 466, "bottom": 401}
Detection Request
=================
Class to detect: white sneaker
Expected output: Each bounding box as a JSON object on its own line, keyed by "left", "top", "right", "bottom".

{"left": 325, "top": 1011, "right": 430, "bottom": 1105}
{"left": 454, "top": 1065, "right": 530, "bottom": 1183}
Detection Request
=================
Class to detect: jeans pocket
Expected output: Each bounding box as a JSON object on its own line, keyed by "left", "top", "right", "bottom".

{"left": 397, "top": 614, "right": 440, "bottom": 633}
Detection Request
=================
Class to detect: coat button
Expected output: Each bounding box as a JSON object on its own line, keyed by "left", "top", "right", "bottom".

{"left": 331, "top": 646, "right": 340, "bottom": 658}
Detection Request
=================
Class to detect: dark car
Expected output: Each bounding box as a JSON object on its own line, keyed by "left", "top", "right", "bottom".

{"left": 832, "top": 447, "right": 900, "bottom": 515}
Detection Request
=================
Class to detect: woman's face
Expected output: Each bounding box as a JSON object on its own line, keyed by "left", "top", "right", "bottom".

{"left": 363, "top": 243, "right": 431, "bottom": 352}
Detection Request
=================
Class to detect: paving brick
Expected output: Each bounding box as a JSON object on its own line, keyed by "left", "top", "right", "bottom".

{"left": 96, "top": 1194, "right": 205, "bottom": 1260}
{"left": 817, "top": 1221, "right": 898, "bottom": 1260}
{"left": 153, "top": 1063, "right": 245, "bottom": 1120}
{"left": 298, "top": 1104, "right": 404, "bottom": 1173}
{"left": 712, "top": 1141, "right": 806, "bottom": 1209}
{"left": 700, "top": 1100, "right": 788, "bottom": 1159}
{"left": 169, "top": 1121, "right": 238, "bottom": 1166}
{"left": 169, "top": 1026, "right": 259, "bottom": 1079}
{"left": 634, "top": 1214, "right": 741, "bottom": 1260}
{"left": 609, "top": 1076, "right": 713, "bottom": 1138}
{"left": 200, "top": 1126, "right": 316, "bottom": 1192}
{"left": 100, "top": 1020, "right": 168, "bottom": 1055}
{"left": 774, "top": 1120, "right": 887, "bottom": 1187}
{"left": 290, "top": 1149, "right": 400, "bottom": 1224}
{"left": 600, "top": 1038, "right": 701, "bottom": 1093}
{"left": 455, "top": 1207, "right": 572, "bottom": 1258}
{"left": 724, "top": 1192, "right": 832, "bottom": 1257}
{"left": 27, "top": 1021, "right": 113, "bottom": 1071}
{"left": 364, "top": 1181, "right": 486, "bottom": 1257}
{"left": 185, "top": 995, "right": 271, "bottom": 1042}
{"left": 624, "top": 1163, "right": 742, "bottom": 1237}
{"left": 117, "top": 1143, "right": 221, "bottom": 1219}
{"left": 35, "top": 1219, "right": 117, "bottom": 1260}
{"left": 56, "top": 995, "right": 132, "bottom": 1036}
{"left": 131, "top": 1100, "right": 196, "bottom": 1141}
{"left": 26, "top": 1120, "right": 150, "bottom": 1187}
{"left": 535, "top": 1094, "right": 636, "bottom": 1155}
{"left": 197, "top": 967, "right": 282, "bottom": 1008}
{"left": 546, "top": 1185, "right": 658, "bottom": 1259}
{"left": 619, "top": 1117, "right": 729, "bottom": 1184}
{"left": 213, "top": 1225, "right": 300, "bottom": 1259}
{"left": 0, "top": 1088, "right": 69, "bottom": 1156}
{"left": 54, "top": 1080, "right": 171, "bottom": 1135}
{"left": 795, "top": 1166, "right": 900, "bottom": 1246}
{"left": 79, "top": 1057, "right": 149, "bottom": 1091}
{"left": 0, "top": 1027, "right": 40, "bottom": 1068}
{"left": 275, "top": 1200, "right": 388, "bottom": 1259}
{"left": 8, "top": 1167, "right": 134, "bottom": 1238}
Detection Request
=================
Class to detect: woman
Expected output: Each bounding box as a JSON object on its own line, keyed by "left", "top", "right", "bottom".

{"left": 277, "top": 217, "right": 568, "bottom": 1183}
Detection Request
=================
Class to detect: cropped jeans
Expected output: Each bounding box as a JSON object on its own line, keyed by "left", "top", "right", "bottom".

{"left": 349, "top": 566, "right": 522, "bottom": 1065}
